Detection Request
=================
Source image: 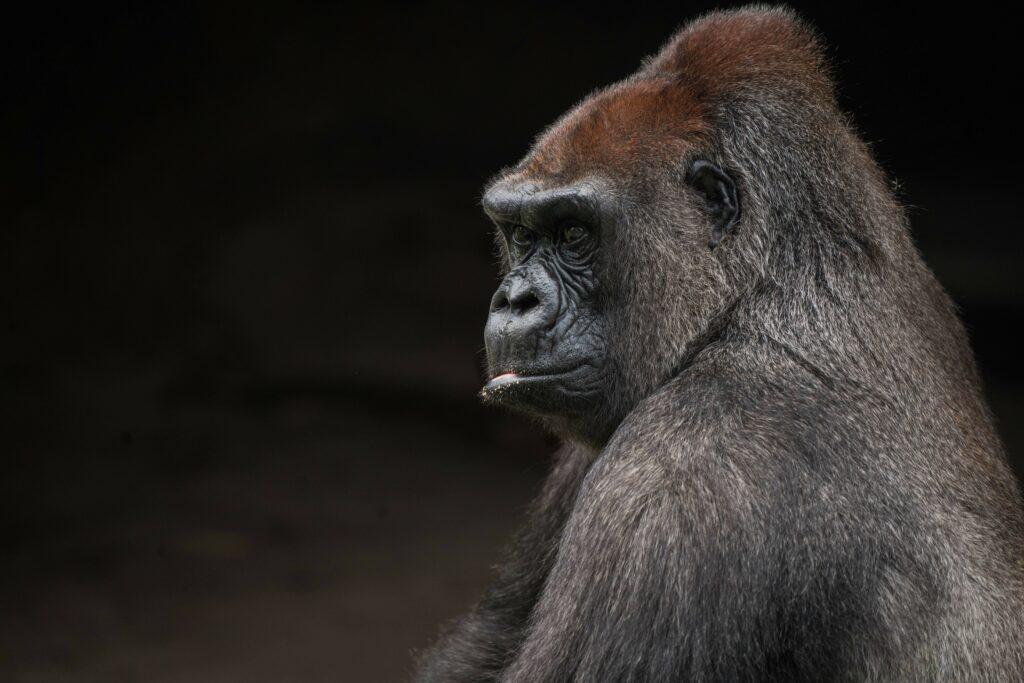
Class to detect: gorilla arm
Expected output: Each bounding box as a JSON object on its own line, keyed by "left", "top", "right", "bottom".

{"left": 499, "top": 372, "right": 925, "bottom": 682}
{"left": 415, "top": 442, "right": 593, "bottom": 682}
{"left": 499, "top": 438, "right": 753, "bottom": 681}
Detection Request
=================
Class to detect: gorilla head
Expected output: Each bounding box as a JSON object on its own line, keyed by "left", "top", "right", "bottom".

{"left": 480, "top": 25, "right": 760, "bottom": 445}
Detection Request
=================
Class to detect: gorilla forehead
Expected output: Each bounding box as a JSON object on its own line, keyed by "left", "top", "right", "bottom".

{"left": 506, "top": 6, "right": 830, "bottom": 185}
{"left": 515, "top": 79, "right": 708, "bottom": 183}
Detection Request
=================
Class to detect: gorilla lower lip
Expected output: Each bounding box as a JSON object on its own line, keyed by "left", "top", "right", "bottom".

{"left": 484, "top": 372, "right": 522, "bottom": 391}
{"left": 480, "top": 363, "right": 597, "bottom": 418}
{"left": 482, "top": 366, "right": 583, "bottom": 394}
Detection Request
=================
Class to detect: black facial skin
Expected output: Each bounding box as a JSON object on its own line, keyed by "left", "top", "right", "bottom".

{"left": 480, "top": 182, "right": 607, "bottom": 438}
{"left": 480, "top": 164, "right": 738, "bottom": 443}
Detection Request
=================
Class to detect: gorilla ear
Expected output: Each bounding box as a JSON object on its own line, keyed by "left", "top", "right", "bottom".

{"left": 687, "top": 160, "right": 740, "bottom": 249}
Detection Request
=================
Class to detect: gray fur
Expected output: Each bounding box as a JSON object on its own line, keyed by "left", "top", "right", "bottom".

{"left": 415, "top": 6, "right": 1024, "bottom": 680}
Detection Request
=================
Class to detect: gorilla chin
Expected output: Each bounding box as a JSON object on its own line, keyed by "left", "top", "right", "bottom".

{"left": 479, "top": 362, "right": 600, "bottom": 418}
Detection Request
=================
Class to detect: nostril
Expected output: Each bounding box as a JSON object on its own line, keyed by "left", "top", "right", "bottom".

{"left": 492, "top": 279, "right": 542, "bottom": 318}
{"left": 490, "top": 289, "right": 510, "bottom": 313}
{"left": 509, "top": 291, "right": 540, "bottom": 315}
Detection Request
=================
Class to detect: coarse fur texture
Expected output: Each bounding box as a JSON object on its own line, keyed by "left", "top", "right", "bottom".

{"left": 415, "top": 6, "right": 1024, "bottom": 681}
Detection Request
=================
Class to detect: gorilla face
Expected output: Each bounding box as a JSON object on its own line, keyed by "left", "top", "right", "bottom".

{"left": 480, "top": 157, "right": 739, "bottom": 443}
{"left": 480, "top": 179, "right": 609, "bottom": 433}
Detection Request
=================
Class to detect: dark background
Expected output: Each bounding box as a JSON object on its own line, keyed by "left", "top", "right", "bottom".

{"left": 2, "top": 2, "right": 1022, "bottom": 681}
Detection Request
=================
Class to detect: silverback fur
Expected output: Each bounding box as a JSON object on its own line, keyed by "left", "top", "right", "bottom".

{"left": 415, "top": 6, "right": 1024, "bottom": 681}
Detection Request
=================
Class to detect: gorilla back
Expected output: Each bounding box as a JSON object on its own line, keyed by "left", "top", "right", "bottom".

{"left": 417, "top": 6, "right": 1024, "bottom": 680}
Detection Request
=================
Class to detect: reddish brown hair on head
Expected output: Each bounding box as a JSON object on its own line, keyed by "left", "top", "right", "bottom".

{"left": 640, "top": 5, "right": 830, "bottom": 97}
{"left": 518, "top": 5, "right": 830, "bottom": 183}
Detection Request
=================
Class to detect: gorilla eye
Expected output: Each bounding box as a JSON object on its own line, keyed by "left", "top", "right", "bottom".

{"left": 510, "top": 225, "right": 534, "bottom": 248}
{"left": 561, "top": 224, "right": 588, "bottom": 245}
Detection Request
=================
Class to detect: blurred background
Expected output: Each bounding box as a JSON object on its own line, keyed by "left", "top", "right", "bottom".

{"left": 2, "top": 2, "right": 1021, "bottom": 681}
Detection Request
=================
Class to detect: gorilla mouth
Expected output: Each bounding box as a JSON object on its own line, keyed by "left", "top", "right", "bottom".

{"left": 483, "top": 365, "right": 583, "bottom": 392}
{"left": 480, "top": 363, "right": 597, "bottom": 418}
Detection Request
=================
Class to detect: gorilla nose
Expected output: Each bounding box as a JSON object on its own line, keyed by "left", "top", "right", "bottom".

{"left": 490, "top": 280, "right": 541, "bottom": 317}
{"left": 486, "top": 278, "right": 552, "bottom": 351}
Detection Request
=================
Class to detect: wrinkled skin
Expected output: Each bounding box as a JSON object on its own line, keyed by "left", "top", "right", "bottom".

{"left": 480, "top": 181, "right": 608, "bottom": 440}
{"left": 481, "top": 163, "right": 737, "bottom": 445}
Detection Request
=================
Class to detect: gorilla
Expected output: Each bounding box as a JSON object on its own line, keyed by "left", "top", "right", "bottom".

{"left": 416, "top": 7, "right": 1024, "bottom": 680}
